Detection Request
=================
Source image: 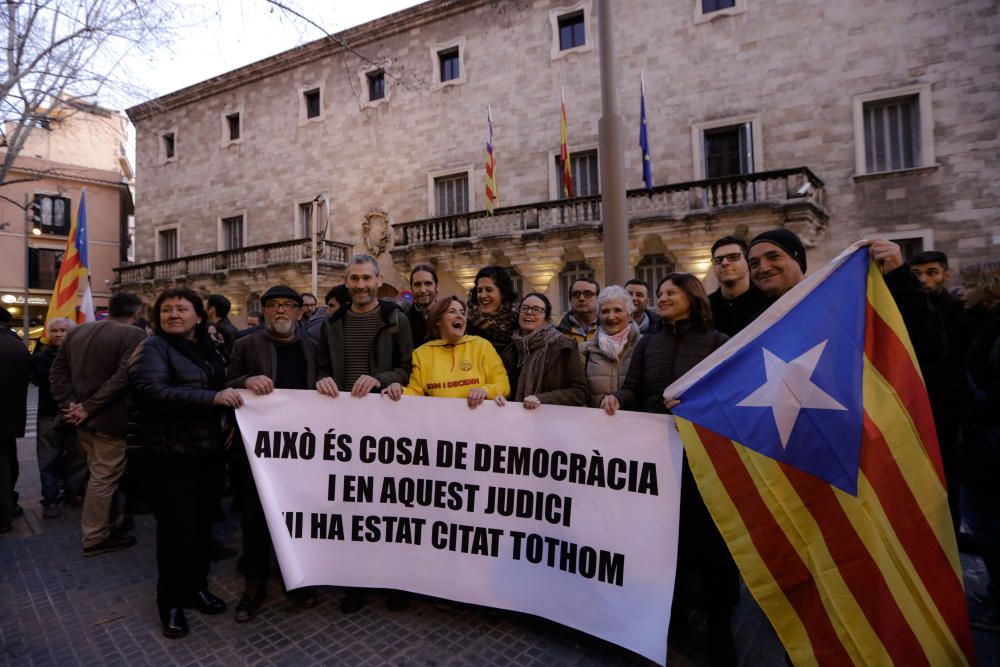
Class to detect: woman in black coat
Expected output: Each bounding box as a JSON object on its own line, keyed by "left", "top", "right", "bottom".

{"left": 127, "top": 288, "right": 243, "bottom": 639}
{"left": 603, "top": 273, "right": 738, "bottom": 665}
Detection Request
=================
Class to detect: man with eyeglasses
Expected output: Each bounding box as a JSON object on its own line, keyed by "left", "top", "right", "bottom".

{"left": 557, "top": 278, "right": 600, "bottom": 344}
{"left": 225, "top": 284, "right": 320, "bottom": 621}
{"left": 707, "top": 235, "right": 770, "bottom": 336}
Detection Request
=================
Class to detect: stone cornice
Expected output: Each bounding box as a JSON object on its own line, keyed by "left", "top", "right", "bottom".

{"left": 127, "top": 0, "right": 486, "bottom": 123}
{"left": 5, "top": 154, "right": 130, "bottom": 189}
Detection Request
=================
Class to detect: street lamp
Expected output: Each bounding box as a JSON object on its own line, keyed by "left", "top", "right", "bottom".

{"left": 310, "top": 194, "right": 330, "bottom": 298}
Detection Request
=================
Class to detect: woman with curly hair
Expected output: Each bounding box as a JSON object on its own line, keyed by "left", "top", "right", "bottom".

{"left": 466, "top": 266, "right": 519, "bottom": 354}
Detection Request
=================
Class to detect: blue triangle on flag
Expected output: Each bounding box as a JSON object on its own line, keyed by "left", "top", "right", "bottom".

{"left": 672, "top": 248, "right": 868, "bottom": 494}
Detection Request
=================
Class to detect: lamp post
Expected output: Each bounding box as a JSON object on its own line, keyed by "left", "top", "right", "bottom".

{"left": 597, "top": 0, "right": 629, "bottom": 285}
{"left": 310, "top": 194, "right": 329, "bottom": 297}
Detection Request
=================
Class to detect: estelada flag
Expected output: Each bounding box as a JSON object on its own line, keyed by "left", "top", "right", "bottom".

{"left": 45, "top": 189, "right": 94, "bottom": 325}
{"left": 666, "top": 244, "right": 975, "bottom": 666}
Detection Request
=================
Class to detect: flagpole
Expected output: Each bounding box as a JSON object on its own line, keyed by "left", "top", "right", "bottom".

{"left": 597, "top": 0, "right": 629, "bottom": 285}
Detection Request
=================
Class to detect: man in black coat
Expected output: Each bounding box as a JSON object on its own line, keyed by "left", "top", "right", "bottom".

{"left": 226, "top": 285, "right": 319, "bottom": 621}
{"left": 0, "top": 306, "right": 30, "bottom": 532}
{"left": 707, "top": 235, "right": 770, "bottom": 337}
{"left": 205, "top": 294, "right": 238, "bottom": 356}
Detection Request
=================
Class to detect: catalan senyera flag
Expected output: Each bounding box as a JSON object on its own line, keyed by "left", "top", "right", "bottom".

{"left": 666, "top": 244, "right": 976, "bottom": 666}
{"left": 639, "top": 73, "right": 653, "bottom": 194}
{"left": 560, "top": 89, "right": 574, "bottom": 198}
{"left": 45, "top": 189, "right": 95, "bottom": 325}
{"left": 485, "top": 106, "right": 498, "bottom": 214}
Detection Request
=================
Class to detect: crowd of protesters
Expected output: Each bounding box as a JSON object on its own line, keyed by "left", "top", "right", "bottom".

{"left": 0, "top": 228, "right": 997, "bottom": 659}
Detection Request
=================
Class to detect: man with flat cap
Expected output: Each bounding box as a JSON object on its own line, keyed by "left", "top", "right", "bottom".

{"left": 226, "top": 285, "right": 319, "bottom": 621}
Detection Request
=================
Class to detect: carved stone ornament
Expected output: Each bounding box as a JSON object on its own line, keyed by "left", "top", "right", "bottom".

{"left": 362, "top": 208, "right": 391, "bottom": 256}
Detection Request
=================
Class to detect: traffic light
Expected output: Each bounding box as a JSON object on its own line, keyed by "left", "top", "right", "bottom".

{"left": 29, "top": 199, "right": 42, "bottom": 235}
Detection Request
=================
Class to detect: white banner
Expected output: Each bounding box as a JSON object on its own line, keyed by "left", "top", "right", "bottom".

{"left": 234, "top": 389, "right": 682, "bottom": 665}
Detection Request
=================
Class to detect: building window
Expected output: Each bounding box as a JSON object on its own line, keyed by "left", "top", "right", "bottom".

{"left": 33, "top": 194, "right": 71, "bottom": 236}
{"left": 635, "top": 255, "right": 675, "bottom": 294}
{"left": 863, "top": 95, "right": 920, "bottom": 174}
{"left": 853, "top": 85, "right": 934, "bottom": 177}
{"left": 304, "top": 88, "right": 321, "bottom": 119}
{"left": 558, "top": 11, "right": 586, "bottom": 50}
{"left": 703, "top": 124, "right": 754, "bottom": 178}
{"left": 368, "top": 71, "right": 385, "bottom": 101}
{"left": 158, "top": 228, "right": 178, "bottom": 260}
{"left": 221, "top": 215, "right": 244, "bottom": 250}
{"left": 226, "top": 113, "right": 240, "bottom": 141}
{"left": 559, "top": 260, "right": 595, "bottom": 309}
{"left": 434, "top": 173, "right": 469, "bottom": 216}
{"left": 507, "top": 267, "right": 524, "bottom": 301}
{"left": 556, "top": 149, "right": 600, "bottom": 198}
{"left": 28, "top": 248, "right": 63, "bottom": 289}
{"left": 162, "top": 132, "right": 175, "bottom": 160}
{"left": 439, "top": 48, "right": 460, "bottom": 82}
{"left": 702, "top": 0, "right": 736, "bottom": 12}
{"left": 298, "top": 202, "right": 314, "bottom": 238}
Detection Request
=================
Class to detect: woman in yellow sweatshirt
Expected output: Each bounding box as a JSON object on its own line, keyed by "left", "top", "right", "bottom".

{"left": 382, "top": 296, "right": 509, "bottom": 408}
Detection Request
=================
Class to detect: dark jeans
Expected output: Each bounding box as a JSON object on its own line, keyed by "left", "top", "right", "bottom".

{"left": 235, "top": 447, "right": 274, "bottom": 583}
{"left": 135, "top": 455, "right": 225, "bottom": 609}
{"left": 36, "top": 416, "right": 87, "bottom": 505}
{"left": 0, "top": 437, "right": 15, "bottom": 527}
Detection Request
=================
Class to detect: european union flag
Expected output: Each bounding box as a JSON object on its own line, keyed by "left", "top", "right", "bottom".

{"left": 639, "top": 78, "right": 653, "bottom": 194}
{"left": 671, "top": 248, "right": 868, "bottom": 493}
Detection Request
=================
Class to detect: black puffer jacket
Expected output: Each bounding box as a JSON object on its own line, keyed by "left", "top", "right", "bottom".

{"left": 616, "top": 320, "right": 728, "bottom": 414}
{"left": 126, "top": 334, "right": 226, "bottom": 457}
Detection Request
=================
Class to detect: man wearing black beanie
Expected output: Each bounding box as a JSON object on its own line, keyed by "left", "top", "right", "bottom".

{"left": 747, "top": 228, "right": 808, "bottom": 298}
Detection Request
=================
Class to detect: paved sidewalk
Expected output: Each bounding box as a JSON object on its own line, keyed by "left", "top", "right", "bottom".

{"left": 1, "top": 390, "right": 996, "bottom": 665}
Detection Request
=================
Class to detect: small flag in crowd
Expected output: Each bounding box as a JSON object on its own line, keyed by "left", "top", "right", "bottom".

{"left": 560, "top": 88, "right": 574, "bottom": 198}
{"left": 639, "top": 72, "right": 653, "bottom": 194}
{"left": 667, "top": 245, "right": 976, "bottom": 666}
{"left": 485, "top": 106, "right": 498, "bottom": 215}
{"left": 45, "top": 189, "right": 95, "bottom": 326}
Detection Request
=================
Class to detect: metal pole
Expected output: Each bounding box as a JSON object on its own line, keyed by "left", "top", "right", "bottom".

{"left": 310, "top": 201, "right": 319, "bottom": 297}
{"left": 22, "top": 193, "right": 31, "bottom": 347}
{"left": 597, "top": 0, "right": 630, "bottom": 285}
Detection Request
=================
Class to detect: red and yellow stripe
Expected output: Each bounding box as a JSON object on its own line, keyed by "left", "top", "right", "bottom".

{"left": 560, "top": 97, "right": 574, "bottom": 198}
{"left": 677, "top": 261, "right": 975, "bottom": 666}
{"left": 44, "top": 208, "right": 88, "bottom": 323}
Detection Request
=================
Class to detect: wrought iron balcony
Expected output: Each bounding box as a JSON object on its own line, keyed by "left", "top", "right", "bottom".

{"left": 393, "top": 167, "right": 825, "bottom": 249}
{"left": 114, "top": 238, "right": 352, "bottom": 284}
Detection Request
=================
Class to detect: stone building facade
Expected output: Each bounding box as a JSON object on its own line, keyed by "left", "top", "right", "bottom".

{"left": 122, "top": 0, "right": 1000, "bottom": 322}
{"left": 0, "top": 101, "right": 133, "bottom": 337}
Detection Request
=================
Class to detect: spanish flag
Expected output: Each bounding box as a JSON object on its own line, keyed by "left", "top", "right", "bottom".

{"left": 45, "top": 189, "right": 94, "bottom": 325}
{"left": 667, "top": 245, "right": 975, "bottom": 666}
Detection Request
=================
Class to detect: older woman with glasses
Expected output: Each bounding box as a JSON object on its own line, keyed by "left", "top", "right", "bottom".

{"left": 499, "top": 292, "right": 587, "bottom": 409}
{"left": 602, "top": 273, "right": 738, "bottom": 664}
{"left": 581, "top": 285, "right": 641, "bottom": 408}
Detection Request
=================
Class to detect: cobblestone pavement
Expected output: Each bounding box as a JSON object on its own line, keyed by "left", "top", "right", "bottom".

{"left": 2, "top": 390, "right": 997, "bottom": 666}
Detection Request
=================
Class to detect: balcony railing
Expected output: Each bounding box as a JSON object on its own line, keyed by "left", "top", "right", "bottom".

{"left": 114, "top": 238, "right": 352, "bottom": 284}
{"left": 394, "top": 167, "right": 825, "bottom": 249}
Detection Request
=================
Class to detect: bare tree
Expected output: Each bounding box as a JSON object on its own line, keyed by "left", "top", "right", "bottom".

{"left": 0, "top": 0, "right": 174, "bottom": 186}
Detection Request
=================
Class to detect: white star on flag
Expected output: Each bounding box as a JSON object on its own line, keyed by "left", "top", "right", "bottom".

{"left": 736, "top": 340, "right": 847, "bottom": 449}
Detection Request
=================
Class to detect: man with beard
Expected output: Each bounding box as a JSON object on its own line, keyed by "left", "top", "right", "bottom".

{"left": 299, "top": 293, "right": 317, "bottom": 326}
{"left": 226, "top": 285, "right": 319, "bottom": 621}
{"left": 406, "top": 263, "right": 439, "bottom": 346}
{"left": 315, "top": 254, "right": 412, "bottom": 613}
{"left": 707, "top": 235, "right": 770, "bottom": 337}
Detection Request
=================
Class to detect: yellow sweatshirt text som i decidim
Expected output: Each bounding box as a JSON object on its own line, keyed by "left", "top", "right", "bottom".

{"left": 403, "top": 335, "right": 510, "bottom": 399}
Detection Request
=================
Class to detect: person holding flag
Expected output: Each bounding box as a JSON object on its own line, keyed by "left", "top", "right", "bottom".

{"left": 660, "top": 235, "right": 975, "bottom": 665}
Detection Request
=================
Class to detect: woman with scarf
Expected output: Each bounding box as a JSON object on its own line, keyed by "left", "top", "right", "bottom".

{"left": 602, "top": 273, "right": 736, "bottom": 665}
{"left": 466, "top": 266, "right": 519, "bottom": 355}
{"left": 500, "top": 292, "right": 587, "bottom": 409}
{"left": 127, "top": 288, "right": 243, "bottom": 639}
{"left": 383, "top": 295, "right": 509, "bottom": 407}
{"left": 581, "top": 285, "right": 642, "bottom": 408}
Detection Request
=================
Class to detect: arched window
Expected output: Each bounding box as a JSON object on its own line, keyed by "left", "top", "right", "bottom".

{"left": 559, "top": 260, "right": 595, "bottom": 309}
{"left": 635, "top": 254, "right": 674, "bottom": 293}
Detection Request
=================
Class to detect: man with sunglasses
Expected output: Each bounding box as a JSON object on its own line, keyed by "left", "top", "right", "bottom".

{"left": 707, "top": 235, "right": 770, "bottom": 336}
{"left": 226, "top": 285, "right": 320, "bottom": 622}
